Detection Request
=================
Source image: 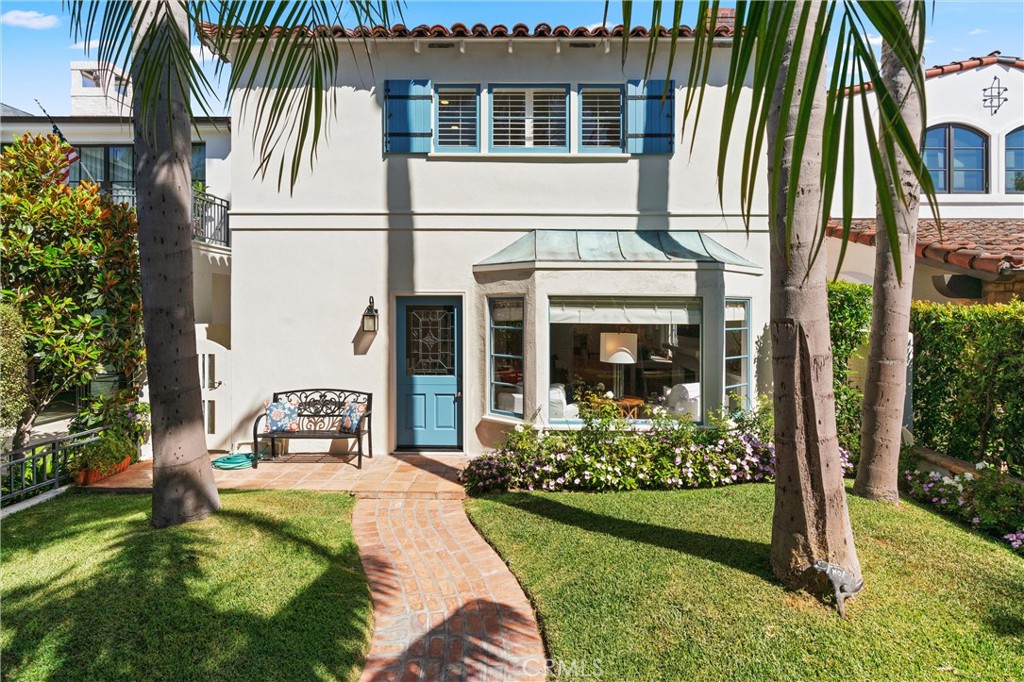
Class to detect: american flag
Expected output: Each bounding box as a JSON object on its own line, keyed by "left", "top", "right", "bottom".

{"left": 53, "top": 124, "right": 80, "bottom": 184}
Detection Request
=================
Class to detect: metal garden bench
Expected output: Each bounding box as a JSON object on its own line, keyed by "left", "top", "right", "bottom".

{"left": 252, "top": 388, "right": 372, "bottom": 468}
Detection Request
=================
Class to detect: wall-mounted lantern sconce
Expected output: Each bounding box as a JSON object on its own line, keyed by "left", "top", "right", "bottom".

{"left": 362, "top": 296, "right": 379, "bottom": 333}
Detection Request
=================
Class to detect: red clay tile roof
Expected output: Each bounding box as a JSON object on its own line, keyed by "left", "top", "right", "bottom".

{"left": 826, "top": 218, "right": 1024, "bottom": 275}
{"left": 848, "top": 51, "right": 1024, "bottom": 94}
{"left": 197, "top": 21, "right": 736, "bottom": 42}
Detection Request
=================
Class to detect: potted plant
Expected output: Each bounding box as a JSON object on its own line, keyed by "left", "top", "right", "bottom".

{"left": 71, "top": 432, "right": 137, "bottom": 486}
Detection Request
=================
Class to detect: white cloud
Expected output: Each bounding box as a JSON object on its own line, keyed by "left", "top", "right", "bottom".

{"left": 968, "top": 28, "right": 988, "bottom": 35}
{"left": 867, "top": 34, "right": 883, "bottom": 47}
{"left": 0, "top": 10, "right": 59, "bottom": 29}
{"left": 70, "top": 39, "right": 101, "bottom": 51}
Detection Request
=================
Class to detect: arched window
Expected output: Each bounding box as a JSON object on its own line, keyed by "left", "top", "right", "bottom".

{"left": 923, "top": 124, "right": 988, "bottom": 193}
{"left": 1007, "top": 126, "right": 1024, "bottom": 194}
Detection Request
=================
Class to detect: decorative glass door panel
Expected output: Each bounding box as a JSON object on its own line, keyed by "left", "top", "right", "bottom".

{"left": 396, "top": 297, "right": 462, "bottom": 448}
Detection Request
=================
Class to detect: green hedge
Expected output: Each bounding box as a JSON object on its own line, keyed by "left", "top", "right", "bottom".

{"left": 911, "top": 300, "right": 1024, "bottom": 478}
{"left": 0, "top": 304, "right": 27, "bottom": 433}
{"left": 827, "top": 281, "right": 873, "bottom": 459}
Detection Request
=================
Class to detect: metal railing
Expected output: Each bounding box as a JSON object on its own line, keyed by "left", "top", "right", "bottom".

{"left": 192, "top": 191, "right": 230, "bottom": 247}
{"left": 106, "top": 187, "right": 231, "bottom": 247}
{"left": 1, "top": 427, "right": 107, "bottom": 507}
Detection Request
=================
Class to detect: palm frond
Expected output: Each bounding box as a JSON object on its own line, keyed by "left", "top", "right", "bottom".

{"left": 628, "top": 0, "right": 934, "bottom": 282}
{"left": 67, "top": 0, "right": 401, "bottom": 192}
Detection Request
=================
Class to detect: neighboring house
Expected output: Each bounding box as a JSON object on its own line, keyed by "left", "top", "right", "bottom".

{"left": 827, "top": 52, "right": 1024, "bottom": 303}
{"left": 2, "top": 62, "right": 234, "bottom": 446}
{"left": 201, "top": 21, "right": 771, "bottom": 455}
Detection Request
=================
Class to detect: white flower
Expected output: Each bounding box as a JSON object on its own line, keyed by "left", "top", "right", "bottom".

{"left": 604, "top": 391, "right": 614, "bottom": 399}
{"left": 514, "top": 424, "right": 524, "bottom": 432}
{"left": 975, "top": 461, "right": 988, "bottom": 470}
{"left": 962, "top": 472, "right": 974, "bottom": 481}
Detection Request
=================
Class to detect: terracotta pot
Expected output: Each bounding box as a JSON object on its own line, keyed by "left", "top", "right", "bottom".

{"left": 75, "top": 456, "right": 132, "bottom": 486}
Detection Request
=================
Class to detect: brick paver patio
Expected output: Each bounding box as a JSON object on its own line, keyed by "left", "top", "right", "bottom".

{"left": 90, "top": 452, "right": 468, "bottom": 499}
{"left": 353, "top": 499, "right": 546, "bottom": 682}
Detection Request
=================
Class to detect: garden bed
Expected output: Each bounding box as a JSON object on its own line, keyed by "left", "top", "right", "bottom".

{"left": 0, "top": 490, "right": 372, "bottom": 681}
{"left": 466, "top": 484, "right": 1024, "bottom": 681}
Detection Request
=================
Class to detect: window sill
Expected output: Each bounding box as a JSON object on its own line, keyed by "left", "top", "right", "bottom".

{"left": 480, "top": 413, "right": 525, "bottom": 427}
{"left": 427, "top": 152, "right": 630, "bottom": 162}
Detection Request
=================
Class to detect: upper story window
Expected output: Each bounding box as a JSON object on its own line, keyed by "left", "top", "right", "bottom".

{"left": 580, "top": 86, "right": 623, "bottom": 151}
{"left": 1006, "top": 126, "right": 1024, "bottom": 194}
{"left": 924, "top": 124, "right": 988, "bottom": 194}
{"left": 490, "top": 86, "right": 569, "bottom": 152}
{"left": 435, "top": 87, "right": 479, "bottom": 152}
{"left": 382, "top": 79, "right": 674, "bottom": 156}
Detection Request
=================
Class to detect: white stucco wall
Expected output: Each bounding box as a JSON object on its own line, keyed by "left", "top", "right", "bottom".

{"left": 227, "top": 40, "right": 771, "bottom": 455}
{"left": 833, "top": 63, "right": 1024, "bottom": 221}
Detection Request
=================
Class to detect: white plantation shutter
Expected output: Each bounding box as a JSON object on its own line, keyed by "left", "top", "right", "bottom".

{"left": 491, "top": 88, "right": 568, "bottom": 150}
{"left": 436, "top": 88, "right": 479, "bottom": 149}
{"left": 492, "top": 91, "right": 527, "bottom": 146}
{"left": 581, "top": 88, "right": 623, "bottom": 149}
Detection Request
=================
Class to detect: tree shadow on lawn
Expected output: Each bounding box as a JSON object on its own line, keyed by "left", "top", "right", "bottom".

{"left": 489, "top": 493, "right": 775, "bottom": 583}
{"left": 1, "top": 496, "right": 376, "bottom": 682}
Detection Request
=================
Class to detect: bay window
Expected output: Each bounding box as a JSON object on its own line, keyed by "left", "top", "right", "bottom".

{"left": 548, "top": 298, "right": 702, "bottom": 421}
{"left": 725, "top": 300, "right": 750, "bottom": 412}
{"left": 490, "top": 298, "right": 525, "bottom": 417}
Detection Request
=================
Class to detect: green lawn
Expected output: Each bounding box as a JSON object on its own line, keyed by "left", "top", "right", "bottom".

{"left": 466, "top": 483, "right": 1024, "bottom": 682}
{"left": 1, "top": 491, "right": 372, "bottom": 682}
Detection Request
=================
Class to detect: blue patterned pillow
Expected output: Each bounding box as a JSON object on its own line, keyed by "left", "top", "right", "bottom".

{"left": 264, "top": 398, "right": 299, "bottom": 433}
{"left": 339, "top": 401, "right": 366, "bottom": 433}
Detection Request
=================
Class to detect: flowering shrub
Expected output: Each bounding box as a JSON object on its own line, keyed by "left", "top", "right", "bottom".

{"left": 462, "top": 399, "right": 854, "bottom": 495}
{"left": 902, "top": 465, "right": 1024, "bottom": 555}
{"left": 72, "top": 393, "right": 150, "bottom": 448}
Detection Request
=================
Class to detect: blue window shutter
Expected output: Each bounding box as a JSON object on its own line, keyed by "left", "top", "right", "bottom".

{"left": 384, "top": 80, "right": 433, "bottom": 153}
{"left": 626, "top": 79, "right": 675, "bottom": 154}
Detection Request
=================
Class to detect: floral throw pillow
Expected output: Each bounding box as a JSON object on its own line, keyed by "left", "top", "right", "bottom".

{"left": 339, "top": 401, "right": 367, "bottom": 433}
{"left": 264, "top": 398, "right": 300, "bottom": 433}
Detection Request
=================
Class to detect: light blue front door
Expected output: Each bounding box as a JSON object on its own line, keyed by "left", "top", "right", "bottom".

{"left": 396, "top": 297, "right": 462, "bottom": 449}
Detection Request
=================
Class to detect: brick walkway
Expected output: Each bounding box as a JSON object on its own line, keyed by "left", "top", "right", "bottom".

{"left": 353, "top": 500, "right": 546, "bottom": 682}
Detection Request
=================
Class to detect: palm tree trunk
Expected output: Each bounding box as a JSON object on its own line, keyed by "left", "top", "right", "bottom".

{"left": 133, "top": 2, "right": 221, "bottom": 527}
{"left": 854, "top": 0, "right": 922, "bottom": 503}
{"left": 767, "top": 2, "right": 863, "bottom": 594}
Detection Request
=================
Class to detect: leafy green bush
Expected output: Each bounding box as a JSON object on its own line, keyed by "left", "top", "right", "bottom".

{"left": 1, "top": 134, "right": 144, "bottom": 443}
{"left": 71, "top": 432, "right": 137, "bottom": 476}
{"left": 827, "top": 281, "right": 873, "bottom": 462}
{"left": 72, "top": 394, "right": 151, "bottom": 446}
{"left": 0, "top": 303, "right": 27, "bottom": 433}
{"left": 911, "top": 300, "right": 1024, "bottom": 478}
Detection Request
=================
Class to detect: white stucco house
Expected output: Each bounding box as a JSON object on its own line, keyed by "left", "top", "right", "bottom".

{"left": 2, "top": 61, "right": 234, "bottom": 442}
{"left": 202, "top": 21, "right": 770, "bottom": 456}
{"left": 826, "top": 52, "right": 1024, "bottom": 304}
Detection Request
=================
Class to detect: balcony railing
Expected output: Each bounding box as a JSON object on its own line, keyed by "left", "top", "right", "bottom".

{"left": 107, "top": 187, "right": 230, "bottom": 247}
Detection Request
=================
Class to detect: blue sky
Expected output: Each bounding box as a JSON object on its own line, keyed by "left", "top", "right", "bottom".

{"left": 2, "top": 0, "right": 1022, "bottom": 116}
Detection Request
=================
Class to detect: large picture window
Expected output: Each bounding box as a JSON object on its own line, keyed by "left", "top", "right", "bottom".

{"left": 548, "top": 298, "right": 702, "bottom": 421}
{"left": 725, "top": 300, "right": 750, "bottom": 413}
{"left": 490, "top": 298, "right": 525, "bottom": 417}
{"left": 923, "top": 124, "right": 988, "bottom": 193}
